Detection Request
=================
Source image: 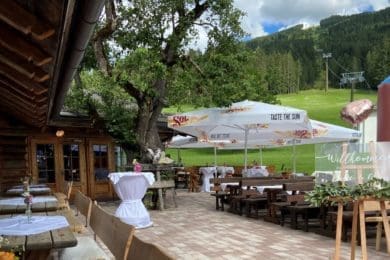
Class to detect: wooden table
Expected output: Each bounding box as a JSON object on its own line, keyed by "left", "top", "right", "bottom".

{"left": 0, "top": 197, "right": 58, "bottom": 214}
{"left": 0, "top": 212, "right": 77, "bottom": 259}
{"left": 286, "top": 204, "right": 321, "bottom": 232}
{"left": 5, "top": 187, "right": 52, "bottom": 196}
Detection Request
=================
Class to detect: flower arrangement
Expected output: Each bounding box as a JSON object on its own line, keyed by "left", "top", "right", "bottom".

{"left": 20, "top": 177, "right": 33, "bottom": 223}
{"left": 132, "top": 159, "right": 142, "bottom": 173}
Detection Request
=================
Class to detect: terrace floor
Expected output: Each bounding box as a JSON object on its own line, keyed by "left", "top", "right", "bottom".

{"left": 83, "top": 190, "right": 389, "bottom": 260}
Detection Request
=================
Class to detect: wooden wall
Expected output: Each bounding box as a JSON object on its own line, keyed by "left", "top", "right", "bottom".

{"left": 0, "top": 135, "right": 28, "bottom": 192}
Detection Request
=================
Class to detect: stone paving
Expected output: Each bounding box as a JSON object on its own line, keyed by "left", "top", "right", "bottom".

{"left": 94, "top": 190, "right": 389, "bottom": 260}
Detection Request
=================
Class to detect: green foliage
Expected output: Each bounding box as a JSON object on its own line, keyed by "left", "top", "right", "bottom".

{"left": 115, "top": 48, "right": 167, "bottom": 94}
{"left": 306, "top": 178, "right": 390, "bottom": 207}
{"left": 64, "top": 70, "right": 137, "bottom": 148}
{"left": 246, "top": 7, "right": 390, "bottom": 90}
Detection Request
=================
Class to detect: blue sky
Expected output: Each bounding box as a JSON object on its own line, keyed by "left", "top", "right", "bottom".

{"left": 234, "top": 0, "right": 390, "bottom": 36}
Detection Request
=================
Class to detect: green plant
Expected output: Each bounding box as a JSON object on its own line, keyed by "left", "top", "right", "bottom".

{"left": 305, "top": 178, "right": 390, "bottom": 207}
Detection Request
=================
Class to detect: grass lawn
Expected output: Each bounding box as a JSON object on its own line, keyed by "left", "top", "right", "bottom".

{"left": 166, "top": 88, "right": 377, "bottom": 174}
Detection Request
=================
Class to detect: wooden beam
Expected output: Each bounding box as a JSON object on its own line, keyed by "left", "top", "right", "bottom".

{"left": 0, "top": 0, "right": 55, "bottom": 41}
{"left": 0, "top": 92, "right": 47, "bottom": 117}
{"left": 0, "top": 61, "right": 48, "bottom": 95}
{"left": 0, "top": 95, "right": 41, "bottom": 123}
{"left": 0, "top": 75, "right": 36, "bottom": 100}
{"left": 0, "top": 25, "right": 52, "bottom": 66}
{"left": 0, "top": 48, "right": 50, "bottom": 82}
{"left": 0, "top": 76, "right": 48, "bottom": 107}
{"left": 0, "top": 85, "right": 47, "bottom": 112}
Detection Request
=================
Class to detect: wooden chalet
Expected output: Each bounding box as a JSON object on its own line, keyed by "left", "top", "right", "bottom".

{"left": 0, "top": 0, "right": 118, "bottom": 200}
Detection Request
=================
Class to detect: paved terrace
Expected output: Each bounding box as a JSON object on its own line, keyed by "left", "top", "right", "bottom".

{"left": 86, "top": 190, "right": 388, "bottom": 260}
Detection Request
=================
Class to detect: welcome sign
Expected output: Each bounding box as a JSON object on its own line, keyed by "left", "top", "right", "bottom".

{"left": 315, "top": 142, "right": 390, "bottom": 183}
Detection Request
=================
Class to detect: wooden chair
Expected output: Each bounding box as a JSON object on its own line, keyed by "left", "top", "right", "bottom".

{"left": 90, "top": 202, "right": 135, "bottom": 260}
{"left": 54, "top": 181, "right": 73, "bottom": 209}
{"left": 127, "top": 235, "right": 175, "bottom": 260}
{"left": 266, "top": 165, "right": 276, "bottom": 176}
{"left": 188, "top": 168, "right": 200, "bottom": 192}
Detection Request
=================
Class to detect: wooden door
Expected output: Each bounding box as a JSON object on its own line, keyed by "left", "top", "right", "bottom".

{"left": 30, "top": 138, "right": 88, "bottom": 197}
{"left": 87, "top": 138, "right": 115, "bottom": 200}
{"left": 60, "top": 140, "right": 87, "bottom": 198}
{"left": 30, "top": 138, "right": 61, "bottom": 192}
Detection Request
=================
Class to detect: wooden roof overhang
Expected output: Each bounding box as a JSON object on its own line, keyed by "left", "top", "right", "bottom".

{"left": 0, "top": 0, "right": 104, "bottom": 129}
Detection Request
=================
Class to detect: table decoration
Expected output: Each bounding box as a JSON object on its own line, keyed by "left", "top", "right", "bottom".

{"left": 133, "top": 159, "right": 142, "bottom": 173}
{"left": 21, "top": 177, "right": 33, "bottom": 223}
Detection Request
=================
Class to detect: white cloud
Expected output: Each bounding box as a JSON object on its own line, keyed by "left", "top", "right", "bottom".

{"left": 187, "top": 0, "right": 389, "bottom": 51}
{"left": 234, "top": 0, "right": 390, "bottom": 37}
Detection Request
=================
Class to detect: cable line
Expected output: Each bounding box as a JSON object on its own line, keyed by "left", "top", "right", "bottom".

{"left": 331, "top": 58, "right": 351, "bottom": 72}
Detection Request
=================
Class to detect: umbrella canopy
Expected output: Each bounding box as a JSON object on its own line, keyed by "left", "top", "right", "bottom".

{"left": 168, "top": 100, "right": 313, "bottom": 171}
{"left": 166, "top": 135, "right": 233, "bottom": 165}
{"left": 166, "top": 135, "right": 197, "bottom": 148}
{"left": 215, "top": 119, "right": 361, "bottom": 172}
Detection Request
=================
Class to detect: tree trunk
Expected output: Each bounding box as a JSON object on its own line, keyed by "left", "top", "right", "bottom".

{"left": 134, "top": 79, "right": 166, "bottom": 161}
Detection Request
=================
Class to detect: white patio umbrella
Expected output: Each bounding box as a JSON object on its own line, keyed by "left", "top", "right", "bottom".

{"left": 166, "top": 135, "right": 232, "bottom": 166}
{"left": 219, "top": 119, "right": 361, "bottom": 172}
{"left": 168, "top": 100, "right": 313, "bottom": 172}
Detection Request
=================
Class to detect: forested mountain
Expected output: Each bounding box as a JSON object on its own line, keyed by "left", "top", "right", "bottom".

{"left": 246, "top": 7, "right": 390, "bottom": 91}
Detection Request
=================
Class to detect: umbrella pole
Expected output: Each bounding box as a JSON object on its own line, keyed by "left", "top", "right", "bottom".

{"left": 292, "top": 139, "right": 296, "bottom": 173}
{"left": 259, "top": 146, "right": 263, "bottom": 166}
{"left": 214, "top": 145, "right": 217, "bottom": 166}
{"left": 244, "top": 128, "right": 248, "bottom": 174}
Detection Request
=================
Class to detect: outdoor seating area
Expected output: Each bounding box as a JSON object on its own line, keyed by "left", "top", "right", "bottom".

{"left": 96, "top": 189, "right": 389, "bottom": 259}
{"left": 2, "top": 0, "right": 390, "bottom": 259}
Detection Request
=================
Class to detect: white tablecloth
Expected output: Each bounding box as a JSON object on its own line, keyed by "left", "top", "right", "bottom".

{"left": 0, "top": 196, "right": 57, "bottom": 206}
{"left": 246, "top": 167, "right": 269, "bottom": 177}
{"left": 220, "top": 182, "right": 239, "bottom": 191}
{"left": 216, "top": 166, "right": 235, "bottom": 178}
{"left": 256, "top": 185, "right": 283, "bottom": 193}
{"left": 199, "top": 167, "right": 216, "bottom": 192}
{"left": 6, "top": 187, "right": 51, "bottom": 194}
{"left": 108, "top": 172, "right": 155, "bottom": 229}
{"left": 0, "top": 215, "right": 69, "bottom": 236}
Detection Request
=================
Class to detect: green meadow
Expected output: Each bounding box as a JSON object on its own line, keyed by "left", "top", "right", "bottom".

{"left": 166, "top": 88, "right": 377, "bottom": 174}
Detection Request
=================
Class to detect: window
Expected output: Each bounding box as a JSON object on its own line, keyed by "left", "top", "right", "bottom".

{"left": 115, "top": 145, "right": 128, "bottom": 171}
{"left": 36, "top": 144, "right": 55, "bottom": 183}
{"left": 63, "top": 144, "right": 80, "bottom": 182}
{"left": 93, "top": 144, "right": 109, "bottom": 180}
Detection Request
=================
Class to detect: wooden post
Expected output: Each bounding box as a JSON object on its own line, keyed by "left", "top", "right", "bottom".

{"left": 156, "top": 169, "right": 164, "bottom": 210}
{"left": 350, "top": 200, "right": 358, "bottom": 260}
{"left": 380, "top": 200, "right": 390, "bottom": 253}
{"left": 334, "top": 202, "right": 344, "bottom": 260}
{"left": 358, "top": 200, "right": 368, "bottom": 260}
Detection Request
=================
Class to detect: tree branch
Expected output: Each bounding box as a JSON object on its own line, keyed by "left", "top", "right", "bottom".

{"left": 184, "top": 55, "right": 205, "bottom": 77}
{"left": 92, "top": 0, "right": 118, "bottom": 76}
{"left": 122, "top": 80, "right": 143, "bottom": 103}
{"left": 162, "top": 1, "right": 210, "bottom": 66}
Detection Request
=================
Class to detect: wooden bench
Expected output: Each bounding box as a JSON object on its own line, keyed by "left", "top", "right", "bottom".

{"left": 128, "top": 235, "right": 175, "bottom": 260}
{"left": 53, "top": 181, "right": 73, "bottom": 210}
{"left": 73, "top": 190, "right": 92, "bottom": 227}
{"left": 90, "top": 202, "right": 135, "bottom": 259}
{"left": 210, "top": 177, "right": 242, "bottom": 211}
